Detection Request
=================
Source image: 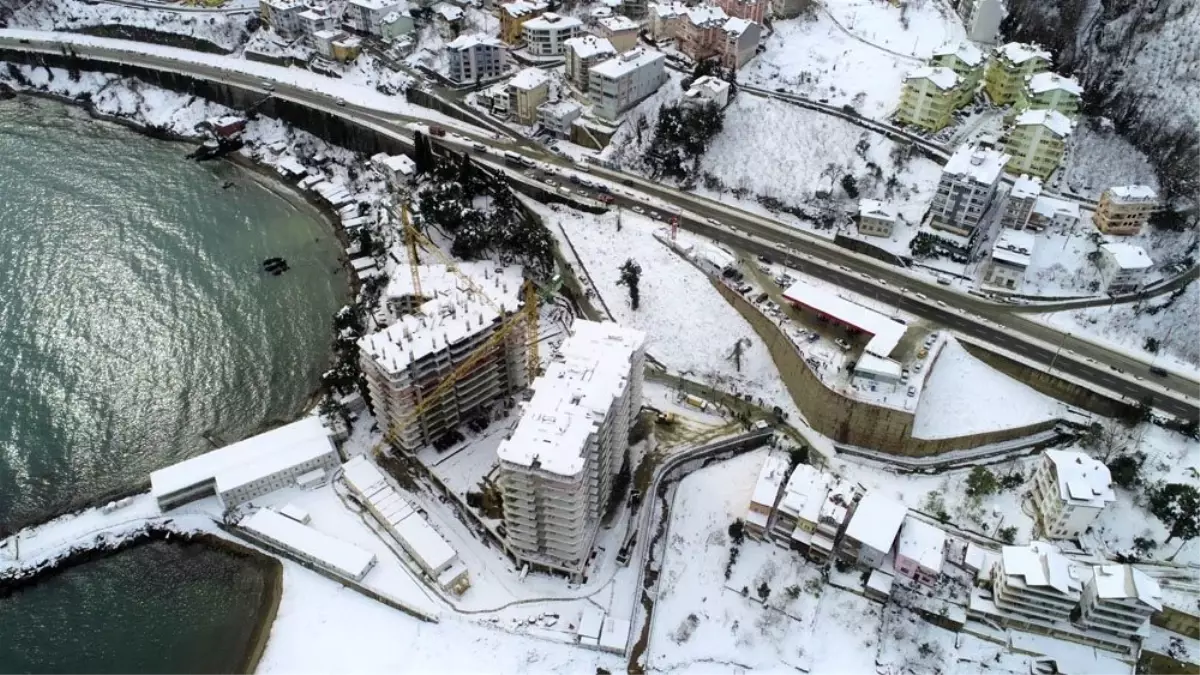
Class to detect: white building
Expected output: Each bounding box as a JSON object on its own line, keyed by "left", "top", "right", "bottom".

{"left": 564, "top": 36, "right": 616, "bottom": 91}
{"left": 240, "top": 508, "right": 377, "bottom": 581}
{"left": 1099, "top": 243, "right": 1154, "bottom": 295}
{"left": 648, "top": 1, "right": 687, "bottom": 39}
{"left": 770, "top": 463, "right": 828, "bottom": 552}
{"left": 370, "top": 152, "right": 417, "bottom": 187}
{"left": 809, "top": 478, "right": 856, "bottom": 563}
{"left": 1029, "top": 194, "right": 1080, "bottom": 231}
{"left": 682, "top": 74, "right": 731, "bottom": 109}
{"left": 957, "top": 0, "right": 1006, "bottom": 44}
{"left": 1078, "top": 565, "right": 1163, "bottom": 641}
{"left": 446, "top": 33, "right": 507, "bottom": 84}
{"left": 745, "top": 450, "right": 790, "bottom": 540}
{"left": 990, "top": 541, "right": 1082, "bottom": 625}
{"left": 344, "top": 0, "right": 407, "bottom": 35}
{"left": 522, "top": 12, "right": 583, "bottom": 56}
{"left": 298, "top": 5, "right": 336, "bottom": 44}
{"left": 983, "top": 228, "right": 1034, "bottom": 290}
{"left": 1001, "top": 175, "right": 1042, "bottom": 229}
{"left": 1031, "top": 449, "right": 1116, "bottom": 539}
{"left": 857, "top": 199, "right": 896, "bottom": 237}
{"left": 215, "top": 430, "right": 340, "bottom": 508}
{"left": 894, "top": 516, "right": 946, "bottom": 586}
{"left": 588, "top": 48, "right": 668, "bottom": 122}
{"left": 260, "top": 0, "right": 305, "bottom": 38}
{"left": 537, "top": 100, "right": 583, "bottom": 138}
{"left": 497, "top": 320, "right": 645, "bottom": 579}
{"left": 839, "top": 493, "right": 907, "bottom": 569}
{"left": 928, "top": 143, "right": 1010, "bottom": 237}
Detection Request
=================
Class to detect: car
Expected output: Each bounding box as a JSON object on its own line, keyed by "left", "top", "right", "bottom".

{"left": 568, "top": 174, "right": 580, "bottom": 184}
{"left": 757, "top": 254, "right": 773, "bottom": 264}
{"left": 737, "top": 284, "right": 753, "bottom": 294}
{"left": 472, "top": 142, "right": 487, "bottom": 152}
{"left": 936, "top": 300, "right": 947, "bottom": 307}
{"left": 915, "top": 293, "right": 928, "bottom": 300}
{"left": 755, "top": 293, "right": 769, "bottom": 303}
{"left": 924, "top": 333, "right": 937, "bottom": 347}
{"left": 907, "top": 386, "right": 917, "bottom": 398}
{"left": 631, "top": 206, "right": 645, "bottom": 214}
{"left": 838, "top": 265, "right": 850, "bottom": 272}
{"left": 913, "top": 363, "right": 923, "bottom": 373}
{"left": 620, "top": 178, "right": 634, "bottom": 186}
{"left": 545, "top": 179, "right": 557, "bottom": 187}
{"left": 877, "top": 279, "right": 888, "bottom": 287}
{"left": 1149, "top": 366, "right": 1168, "bottom": 377}
{"left": 936, "top": 277, "right": 951, "bottom": 286}
{"left": 706, "top": 217, "right": 721, "bottom": 225}
{"left": 902, "top": 367, "right": 910, "bottom": 376}
{"left": 818, "top": 98, "right": 829, "bottom": 103}
{"left": 1109, "top": 365, "right": 1126, "bottom": 373}
{"left": 835, "top": 338, "right": 851, "bottom": 351}
{"left": 335, "top": 97, "right": 347, "bottom": 106}
{"left": 807, "top": 333, "right": 820, "bottom": 343}
{"left": 261, "top": 81, "right": 275, "bottom": 90}
{"left": 650, "top": 211, "right": 662, "bottom": 220}
{"left": 917, "top": 348, "right": 929, "bottom": 359}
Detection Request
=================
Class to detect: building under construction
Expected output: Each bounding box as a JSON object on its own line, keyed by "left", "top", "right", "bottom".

{"left": 358, "top": 263, "right": 529, "bottom": 449}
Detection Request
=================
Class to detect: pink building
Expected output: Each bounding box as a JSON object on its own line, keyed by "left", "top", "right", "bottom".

{"left": 894, "top": 516, "right": 946, "bottom": 586}
{"left": 715, "top": 0, "right": 763, "bottom": 24}
{"left": 676, "top": 4, "right": 760, "bottom": 70}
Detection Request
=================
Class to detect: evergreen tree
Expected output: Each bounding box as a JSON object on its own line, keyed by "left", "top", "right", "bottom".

{"left": 412, "top": 131, "right": 431, "bottom": 174}
{"left": 1148, "top": 483, "right": 1200, "bottom": 544}
{"left": 618, "top": 259, "right": 642, "bottom": 310}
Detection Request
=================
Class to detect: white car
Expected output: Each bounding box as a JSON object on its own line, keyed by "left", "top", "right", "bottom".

{"left": 631, "top": 206, "right": 645, "bottom": 214}
{"left": 915, "top": 293, "right": 928, "bottom": 300}
{"left": 335, "top": 97, "right": 347, "bottom": 106}
{"left": 907, "top": 386, "right": 917, "bottom": 398}
{"left": 936, "top": 300, "right": 947, "bottom": 307}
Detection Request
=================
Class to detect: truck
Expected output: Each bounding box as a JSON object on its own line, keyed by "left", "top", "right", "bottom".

{"left": 428, "top": 124, "right": 446, "bottom": 137}
{"left": 683, "top": 394, "right": 711, "bottom": 412}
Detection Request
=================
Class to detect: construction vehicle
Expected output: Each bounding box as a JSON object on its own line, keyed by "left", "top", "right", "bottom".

{"left": 655, "top": 411, "right": 678, "bottom": 426}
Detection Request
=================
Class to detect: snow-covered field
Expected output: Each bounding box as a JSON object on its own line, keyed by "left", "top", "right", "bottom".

{"left": 819, "top": 0, "right": 966, "bottom": 59}
{"left": 9, "top": 0, "right": 253, "bottom": 52}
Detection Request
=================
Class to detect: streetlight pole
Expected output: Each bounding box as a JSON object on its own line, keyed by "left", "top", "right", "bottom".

{"left": 1048, "top": 332, "right": 1070, "bottom": 372}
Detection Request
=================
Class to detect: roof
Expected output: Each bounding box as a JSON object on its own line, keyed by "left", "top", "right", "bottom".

{"left": 589, "top": 48, "right": 665, "bottom": 79}
{"left": 509, "top": 66, "right": 550, "bottom": 90}
{"left": 447, "top": 32, "right": 502, "bottom": 50}
{"left": 685, "top": 4, "right": 727, "bottom": 26}
{"left": 1014, "top": 108, "right": 1074, "bottom": 137}
{"left": 599, "top": 618, "right": 631, "bottom": 652}
{"left": 723, "top": 17, "right": 752, "bottom": 36}
{"left": 578, "top": 608, "right": 604, "bottom": 640}
{"left": 896, "top": 517, "right": 946, "bottom": 574}
{"left": 992, "top": 228, "right": 1035, "bottom": 268}
{"left": 995, "top": 41, "right": 1051, "bottom": 66}
{"left": 216, "top": 429, "right": 336, "bottom": 495}
{"left": 523, "top": 12, "right": 582, "bottom": 30}
{"left": 1107, "top": 184, "right": 1158, "bottom": 202}
{"left": 1044, "top": 450, "right": 1117, "bottom": 508}
{"left": 1033, "top": 194, "right": 1080, "bottom": 220}
{"left": 150, "top": 417, "right": 330, "bottom": 500}
{"left": 1010, "top": 175, "right": 1042, "bottom": 200}
{"left": 906, "top": 66, "right": 959, "bottom": 91}
{"left": 1090, "top": 565, "right": 1163, "bottom": 611}
{"left": 867, "top": 569, "right": 895, "bottom": 596}
{"left": 855, "top": 352, "right": 902, "bottom": 378}
{"left": 500, "top": 0, "right": 547, "bottom": 17}
{"left": 241, "top": 509, "right": 375, "bottom": 579}
{"left": 1101, "top": 243, "right": 1153, "bottom": 270}
{"left": 859, "top": 198, "right": 896, "bottom": 221}
{"left": 932, "top": 41, "right": 984, "bottom": 67}
{"left": 392, "top": 510, "right": 458, "bottom": 572}
{"left": 1001, "top": 541, "right": 1081, "bottom": 597}
{"left": 652, "top": 0, "right": 687, "bottom": 16}
{"left": 279, "top": 503, "right": 310, "bottom": 522}
{"left": 844, "top": 493, "right": 907, "bottom": 553}
{"left": 1026, "top": 72, "right": 1082, "bottom": 96}
{"left": 348, "top": 0, "right": 403, "bottom": 10}
{"left": 538, "top": 99, "right": 583, "bottom": 117}
{"left": 341, "top": 454, "right": 390, "bottom": 496}
{"left": 781, "top": 281, "right": 907, "bottom": 358}
{"left": 375, "top": 153, "right": 416, "bottom": 174}
{"left": 564, "top": 35, "right": 615, "bottom": 59}
{"left": 942, "top": 144, "right": 1009, "bottom": 186}
{"left": 496, "top": 321, "right": 645, "bottom": 477}
{"left": 776, "top": 463, "right": 828, "bottom": 524}
{"left": 598, "top": 15, "right": 638, "bottom": 31}
{"left": 750, "top": 450, "right": 790, "bottom": 508}
{"left": 434, "top": 3, "right": 463, "bottom": 20}
{"left": 818, "top": 478, "right": 855, "bottom": 527}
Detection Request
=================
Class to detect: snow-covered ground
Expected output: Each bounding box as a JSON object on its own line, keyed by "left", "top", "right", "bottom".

{"left": 819, "top": 0, "right": 966, "bottom": 60}
{"left": 9, "top": 0, "right": 253, "bottom": 52}
{"left": 1058, "top": 120, "right": 1161, "bottom": 201}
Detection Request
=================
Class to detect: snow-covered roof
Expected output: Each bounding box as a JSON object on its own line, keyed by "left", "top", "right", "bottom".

{"left": 844, "top": 493, "right": 907, "bottom": 553}
{"left": 590, "top": 48, "right": 665, "bottom": 79}
{"left": 276, "top": 156, "right": 307, "bottom": 177}
{"left": 964, "top": 541, "right": 994, "bottom": 573}
{"left": 1033, "top": 195, "right": 1080, "bottom": 220}
{"left": 523, "top": 12, "right": 582, "bottom": 30}
{"left": 942, "top": 144, "right": 1009, "bottom": 186}
{"left": 216, "top": 428, "right": 336, "bottom": 496}
{"left": 1101, "top": 243, "right": 1153, "bottom": 270}
{"left": 509, "top": 66, "right": 550, "bottom": 90}
{"left": 500, "top": 0, "right": 547, "bottom": 17}
{"left": 150, "top": 417, "right": 330, "bottom": 501}
{"left": 1009, "top": 174, "right": 1043, "bottom": 200}
{"left": 685, "top": 4, "right": 727, "bottom": 26}
{"left": 382, "top": 9, "right": 411, "bottom": 23}
{"left": 750, "top": 450, "right": 790, "bottom": 508}
{"left": 991, "top": 229, "right": 1035, "bottom": 268}
{"left": 1107, "top": 184, "right": 1158, "bottom": 202}
{"left": 279, "top": 503, "right": 310, "bottom": 523}
{"left": 932, "top": 41, "right": 984, "bottom": 67}
{"left": 241, "top": 508, "right": 376, "bottom": 579}
{"left": 781, "top": 281, "right": 907, "bottom": 358}
{"left": 695, "top": 243, "right": 735, "bottom": 270}
{"left": 776, "top": 463, "right": 828, "bottom": 524}
{"left": 1013, "top": 108, "right": 1074, "bottom": 137}
{"left": 1025, "top": 72, "right": 1082, "bottom": 96}
{"left": 906, "top": 66, "right": 959, "bottom": 91}
{"left": 392, "top": 510, "right": 458, "bottom": 573}
{"left": 723, "top": 17, "right": 752, "bottom": 36}
{"left": 590, "top": 6, "right": 614, "bottom": 18}
{"left": 496, "top": 321, "right": 645, "bottom": 477}
{"left": 995, "top": 42, "right": 1051, "bottom": 66}
{"left": 867, "top": 569, "right": 895, "bottom": 596}
{"left": 1090, "top": 565, "right": 1162, "bottom": 611}
{"left": 818, "top": 478, "right": 855, "bottom": 527}
{"left": 564, "top": 35, "right": 616, "bottom": 59}
{"left": 651, "top": 0, "right": 687, "bottom": 17}
{"left": 896, "top": 517, "right": 946, "bottom": 574}
{"left": 1000, "top": 541, "right": 1081, "bottom": 597}
{"left": 447, "top": 32, "right": 502, "bottom": 50}
{"left": 578, "top": 608, "right": 604, "bottom": 640}
{"left": 859, "top": 198, "right": 896, "bottom": 221}
{"left": 434, "top": 3, "right": 464, "bottom": 20}
{"left": 599, "top": 618, "right": 631, "bottom": 652}
{"left": 341, "top": 454, "right": 389, "bottom": 495}
{"left": 538, "top": 99, "right": 583, "bottom": 118}
{"left": 1044, "top": 449, "right": 1116, "bottom": 509}
{"left": 855, "top": 352, "right": 902, "bottom": 378}
{"left": 349, "top": 0, "right": 402, "bottom": 10}
{"left": 373, "top": 152, "right": 415, "bottom": 175}
{"left": 598, "top": 15, "right": 638, "bottom": 31}
{"left": 298, "top": 8, "right": 328, "bottom": 20}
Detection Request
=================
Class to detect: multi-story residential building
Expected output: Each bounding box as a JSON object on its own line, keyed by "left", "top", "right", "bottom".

{"left": 990, "top": 541, "right": 1082, "bottom": 626}
{"left": 620, "top": 0, "right": 649, "bottom": 20}
{"left": 508, "top": 67, "right": 551, "bottom": 124}
{"left": 1001, "top": 175, "right": 1042, "bottom": 229}
{"left": 588, "top": 48, "right": 668, "bottom": 121}
{"left": 499, "top": 0, "right": 548, "bottom": 44}
{"left": 597, "top": 15, "right": 640, "bottom": 52}
{"left": 745, "top": 450, "right": 790, "bottom": 540}
{"left": 260, "top": 0, "right": 305, "bottom": 39}
{"left": 720, "top": 17, "right": 760, "bottom": 70}
{"left": 839, "top": 493, "right": 907, "bottom": 570}
{"left": 446, "top": 33, "right": 507, "bottom": 84}
{"left": 1092, "top": 185, "right": 1158, "bottom": 236}
{"left": 983, "top": 228, "right": 1034, "bottom": 290}
{"left": 677, "top": 5, "right": 728, "bottom": 62}
{"left": 357, "top": 264, "right": 528, "bottom": 450}
{"left": 298, "top": 5, "right": 336, "bottom": 45}
{"left": 344, "top": 0, "right": 406, "bottom": 36}
{"left": 984, "top": 42, "right": 1052, "bottom": 104}
{"left": 770, "top": 464, "right": 828, "bottom": 552}
{"left": 1099, "top": 243, "right": 1154, "bottom": 295}
{"left": 857, "top": 199, "right": 896, "bottom": 237}
{"left": 380, "top": 10, "right": 414, "bottom": 41}
{"left": 496, "top": 320, "right": 646, "bottom": 579}
{"left": 522, "top": 13, "right": 583, "bottom": 56}
{"left": 928, "top": 143, "right": 1009, "bottom": 237}
{"left": 929, "top": 41, "right": 985, "bottom": 108}
{"left": 648, "top": 1, "right": 687, "bottom": 40}
{"left": 896, "top": 66, "right": 961, "bottom": 132}
{"left": 1030, "top": 449, "right": 1116, "bottom": 540}
{"left": 1014, "top": 72, "right": 1083, "bottom": 119}
{"left": 716, "top": 0, "right": 764, "bottom": 23}
{"left": 1004, "top": 108, "right": 1073, "bottom": 179}
{"left": 808, "top": 478, "right": 856, "bottom": 563}
{"left": 894, "top": 516, "right": 946, "bottom": 586}
{"left": 954, "top": 0, "right": 1005, "bottom": 44}
{"left": 1078, "top": 565, "right": 1163, "bottom": 641}
{"left": 537, "top": 100, "right": 582, "bottom": 138}
{"left": 564, "top": 36, "right": 617, "bottom": 91}
{"left": 1029, "top": 194, "right": 1080, "bottom": 231}
{"left": 769, "top": 0, "right": 809, "bottom": 19}
{"left": 682, "top": 75, "right": 732, "bottom": 108}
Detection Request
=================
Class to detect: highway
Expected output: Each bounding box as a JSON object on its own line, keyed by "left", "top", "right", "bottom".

{"left": 2, "top": 29, "right": 1196, "bottom": 420}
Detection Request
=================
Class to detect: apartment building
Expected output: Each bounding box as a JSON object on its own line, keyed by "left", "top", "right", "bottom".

{"left": 537, "top": 100, "right": 582, "bottom": 138}
{"left": 1030, "top": 194, "right": 1080, "bottom": 231}
{"left": 720, "top": 17, "right": 760, "bottom": 70}
{"left": 808, "top": 478, "right": 856, "bottom": 563}
{"left": 984, "top": 42, "right": 1052, "bottom": 104}
{"left": 770, "top": 0, "right": 808, "bottom": 18}
{"left": 770, "top": 464, "right": 828, "bottom": 552}
{"left": 496, "top": 320, "right": 646, "bottom": 579}
{"left": 929, "top": 41, "right": 984, "bottom": 107}
{"left": 522, "top": 13, "right": 583, "bottom": 56}
{"left": 1078, "top": 565, "right": 1163, "bottom": 641}
{"left": 1014, "top": 72, "right": 1083, "bottom": 119}
{"left": 954, "top": 0, "right": 1005, "bottom": 44}
{"left": 896, "top": 66, "right": 961, "bottom": 132}
{"left": 1030, "top": 450, "right": 1116, "bottom": 539}
{"left": 564, "top": 36, "right": 617, "bottom": 91}
{"left": 990, "top": 541, "right": 1082, "bottom": 625}
{"left": 648, "top": 1, "right": 687, "bottom": 40}
{"left": 716, "top": 0, "right": 764, "bottom": 23}
{"left": 839, "top": 493, "right": 907, "bottom": 570}
{"left": 928, "top": 143, "right": 1009, "bottom": 237}
{"left": 298, "top": 5, "right": 336, "bottom": 45}
{"left": 683, "top": 75, "right": 732, "bottom": 108}
{"left": 446, "top": 34, "right": 507, "bottom": 84}
{"left": 499, "top": 0, "right": 548, "bottom": 44}
{"left": 508, "top": 67, "right": 551, "bottom": 124}
{"left": 894, "top": 516, "right": 946, "bottom": 587}
{"left": 589, "top": 48, "right": 668, "bottom": 122}
{"left": 857, "top": 199, "right": 896, "bottom": 237}
{"left": 621, "top": 0, "right": 649, "bottom": 20}
{"left": 1099, "top": 243, "right": 1154, "bottom": 295}
{"left": 1000, "top": 175, "right": 1042, "bottom": 229}
{"left": 381, "top": 10, "right": 414, "bottom": 41}
{"left": 597, "top": 15, "right": 640, "bottom": 52}
{"left": 677, "top": 5, "right": 728, "bottom": 62}
{"left": 357, "top": 264, "right": 528, "bottom": 450}
{"left": 1092, "top": 185, "right": 1158, "bottom": 236}
{"left": 745, "top": 450, "right": 790, "bottom": 540}
{"left": 260, "top": 0, "right": 305, "bottom": 39}
{"left": 344, "top": 0, "right": 406, "bottom": 35}
{"left": 1004, "top": 109, "right": 1074, "bottom": 179}
{"left": 983, "top": 228, "right": 1034, "bottom": 290}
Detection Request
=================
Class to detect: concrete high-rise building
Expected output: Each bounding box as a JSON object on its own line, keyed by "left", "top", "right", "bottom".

{"left": 929, "top": 41, "right": 985, "bottom": 107}
{"left": 928, "top": 143, "right": 1010, "bottom": 237}
{"left": 445, "top": 34, "right": 507, "bottom": 84}
{"left": 896, "top": 66, "right": 961, "bottom": 132}
{"left": 984, "top": 42, "right": 1051, "bottom": 104}
{"left": 521, "top": 12, "right": 583, "bottom": 56}
{"left": 1003, "top": 108, "right": 1074, "bottom": 180}
{"left": 588, "top": 48, "right": 667, "bottom": 121}
{"left": 990, "top": 541, "right": 1082, "bottom": 625}
{"left": 497, "top": 320, "right": 645, "bottom": 578}
{"left": 955, "top": 0, "right": 1006, "bottom": 44}
{"left": 564, "top": 36, "right": 617, "bottom": 91}
{"left": 1014, "top": 72, "right": 1083, "bottom": 119}
{"left": 1092, "top": 185, "right": 1158, "bottom": 236}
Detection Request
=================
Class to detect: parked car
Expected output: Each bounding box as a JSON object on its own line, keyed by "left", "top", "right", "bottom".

{"left": 907, "top": 386, "right": 917, "bottom": 398}
{"left": 913, "top": 363, "right": 923, "bottom": 373}
{"left": 757, "top": 254, "right": 773, "bottom": 264}
{"left": 806, "top": 333, "right": 819, "bottom": 343}
{"left": 755, "top": 293, "right": 769, "bottom": 304}
{"left": 835, "top": 338, "right": 851, "bottom": 351}
{"left": 936, "top": 300, "right": 947, "bottom": 307}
